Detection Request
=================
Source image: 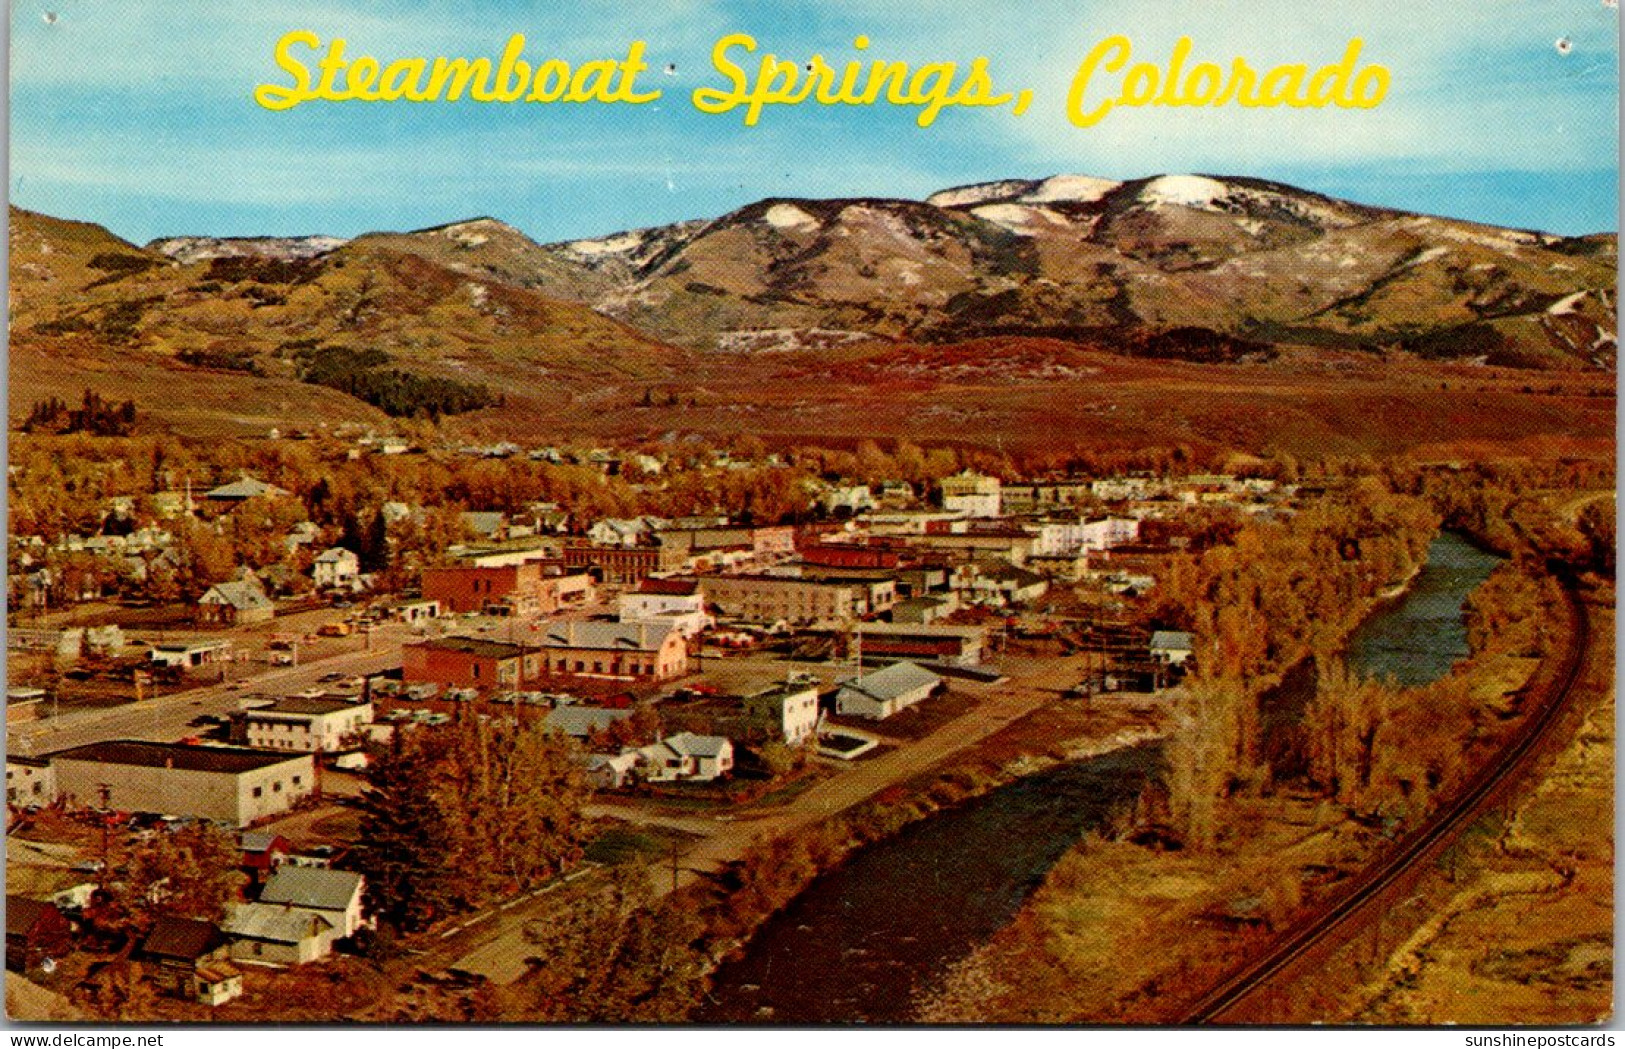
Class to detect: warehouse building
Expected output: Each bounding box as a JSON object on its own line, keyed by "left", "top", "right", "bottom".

{"left": 46, "top": 741, "right": 315, "bottom": 827}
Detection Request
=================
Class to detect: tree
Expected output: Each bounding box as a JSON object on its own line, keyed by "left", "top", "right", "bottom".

{"left": 1163, "top": 676, "right": 1247, "bottom": 852}
{"left": 518, "top": 862, "right": 708, "bottom": 1022}
{"left": 83, "top": 823, "right": 242, "bottom": 942}
{"left": 356, "top": 716, "right": 589, "bottom": 931}
{"left": 354, "top": 731, "right": 459, "bottom": 933}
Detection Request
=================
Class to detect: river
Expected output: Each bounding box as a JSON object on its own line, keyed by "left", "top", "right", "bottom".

{"left": 697, "top": 531, "right": 1502, "bottom": 1023}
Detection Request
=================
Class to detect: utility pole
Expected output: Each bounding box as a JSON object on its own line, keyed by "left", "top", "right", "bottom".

{"left": 96, "top": 783, "right": 113, "bottom": 888}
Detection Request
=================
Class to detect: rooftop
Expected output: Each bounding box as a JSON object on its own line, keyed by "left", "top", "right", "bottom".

{"left": 248, "top": 697, "right": 369, "bottom": 718}
{"left": 47, "top": 740, "right": 306, "bottom": 775}
{"left": 259, "top": 866, "right": 364, "bottom": 911}
{"left": 411, "top": 636, "right": 534, "bottom": 659}
{"left": 839, "top": 661, "right": 943, "bottom": 703}
{"left": 542, "top": 620, "right": 676, "bottom": 652}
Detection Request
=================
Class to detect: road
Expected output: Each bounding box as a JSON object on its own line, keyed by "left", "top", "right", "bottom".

{"left": 8, "top": 622, "right": 414, "bottom": 756}
{"left": 1181, "top": 576, "right": 1594, "bottom": 1023}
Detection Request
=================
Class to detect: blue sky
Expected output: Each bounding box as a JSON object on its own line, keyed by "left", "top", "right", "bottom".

{"left": 9, "top": 0, "right": 1619, "bottom": 244}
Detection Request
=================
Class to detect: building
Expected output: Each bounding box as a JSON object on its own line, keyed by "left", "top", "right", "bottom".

{"left": 149, "top": 639, "right": 231, "bottom": 669}
{"left": 959, "top": 561, "right": 1049, "bottom": 606}
{"left": 742, "top": 680, "right": 822, "bottom": 745}
{"left": 539, "top": 621, "right": 688, "bottom": 682}
{"left": 5, "top": 756, "right": 55, "bottom": 807}
{"left": 636, "top": 733, "right": 734, "bottom": 782}
{"left": 204, "top": 475, "right": 290, "bottom": 504}
{"left": 222, "top": 903, "right": 335, "bottom": 966}
{"left": 561, "top": 543, "right": 662, "bottom": 584}
{"left": 702, "top": 575, "right": 869, "bottom": 626}
{"left": 835, "top": 662, "right": 943, "bottom": 720}
{"left": 196, "top": 579, "right": 274, "bottom": 625}
{"left": 853, "top": 622, "right": 987, "bottom": 667}
{"left": 402, "top": 637, "right": 539, "bottom": 690}
{"left": 940, "top": 471, "right": 1002, "bottom": 518}
{"left": 421, "top": 561, "right": 594, "bottom": 616}
{"left": 47, "top": 741, "right": 316, "bottom": 828}
{"left": 312, "top": 547, "right": 361, "bottom": 589}
{"left": 616, "top": 577, "right": 713, "bottom": 638}
{"left": 890, "top": 595, "right": 957, "bottom": 625}
{"left": 1150, "top": 630, "right": 1195, "bottom": 666}
{"left": 141, "top": 916, "right": 242, "bottom": 1005}
{"left": 244, "top": 698, "right": 373, "bottom": 753}
{"left": 584, "top": 752, "right": 640, "bottom": 790}
{"left": 6, "top": 897, "right": 71, "bottom": 972}
{"left": 257, "top": 866, "right": 369, "bottom": 939}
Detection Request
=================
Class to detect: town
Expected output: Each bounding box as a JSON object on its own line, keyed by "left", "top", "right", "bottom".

{"left": 4, "top": 424, "right": 1610, "bottom": 1022}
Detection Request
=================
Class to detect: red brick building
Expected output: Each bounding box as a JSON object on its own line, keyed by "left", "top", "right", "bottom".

{"left": 561, "top": 543, "right": 662, "bottom": 584}
{"left": 402, "top": 637, "right": 541, "bottom": 689}
{"left": 421, "top": 563, "right": 593, "bottom": 615}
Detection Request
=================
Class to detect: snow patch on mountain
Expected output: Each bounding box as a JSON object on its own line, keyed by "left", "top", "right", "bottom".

{"left": 1022, "top": 175, "right": 1120, "bottom": 204}
{"left": 926, "top": 179, "right": 1037, "bottom": 209}
{"left": 149, "top": 235, "right": 348, "bottom": 264}
{"left": 764, "top": 203, "right": 821, "bottom": 233}
{"left": 566, "top": 230, "right": 650, "bottom": 257}
{"left": 1548, "top": 290, "right": 1587, "bottom": 315}
{"left": 1139, "top": 175, "right": 1231, "bottom": 211}
{"left": 969, "top": 203, "right": 1068, "bottom": 235}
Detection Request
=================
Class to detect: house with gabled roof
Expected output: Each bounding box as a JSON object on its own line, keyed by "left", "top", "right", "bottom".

{"left": 6, "top": 896, "right": 71, "bottom": 972}
{"left": 197, "top": 577, "right": 274, "bottom": 625}
{"left": 258, "top": 866, "right": 368, "bottom": 939}
{"left": 312, "top": 547, "right": 360, "bottom": 590}
{"left": 141, "top": 916, "right": 240, "bottom": 1005}
{"left": 635, "top": 732, "right": 733, "bottom": 782}
{"left": 205, "top": 475, "right": 290, "bottom": 504}
{"left": 222, "top": 902, "right": 335, "bottom": 966}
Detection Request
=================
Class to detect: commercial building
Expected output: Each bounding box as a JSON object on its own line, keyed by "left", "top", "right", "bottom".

{"left": 46, "top": 741, "right": 315, "bottom": 827}
{"left": 402, "top": 637, "right": 539, "bottom": 690}
{"left": 421, "top": 561, "right": 593, "bottom": 616}
{"left": 702, "top": 575, "right": 869, "bottom": 626}
{"left": 539, "top": 621, "right": 688, "bottom": 682}
{"left": 243, "top": 698, "right": 374, "bottom": 753}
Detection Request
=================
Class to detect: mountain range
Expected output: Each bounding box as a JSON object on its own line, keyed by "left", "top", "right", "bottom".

{"left": 8, "top": 173, "right": 1617, "bottom": 452}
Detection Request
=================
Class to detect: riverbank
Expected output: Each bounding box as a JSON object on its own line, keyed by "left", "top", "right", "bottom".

{"left": 1342, "top": 590, "right": 1613, "bottom": 1024}
{"left": 918, "top": 542, "right": 1562, "bottom": 1023}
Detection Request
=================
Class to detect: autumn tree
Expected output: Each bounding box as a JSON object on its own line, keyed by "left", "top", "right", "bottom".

{"left": 518, "top": 862, "right": 708, "bottom": 1022}
{"left": 83, "top": 823, "right": 242, "bottom": 943}
{"left": 356, "top": 715, "right": 590, "bottom": 933}
{"left": 1163, "top": 675, "right": 1248, "bottom": 852}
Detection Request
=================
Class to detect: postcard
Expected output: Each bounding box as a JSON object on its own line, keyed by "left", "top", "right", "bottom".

{"left": 5, "top": 0, "right": 1616, "bottom": 1028}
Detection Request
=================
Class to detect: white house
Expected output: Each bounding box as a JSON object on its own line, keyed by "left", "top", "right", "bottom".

{"left": 257, "top": 866, "right": 369, "bottom": 939}
{"left": 835, "top": 662, "right": 942, "bottom": 720}
{"left": 244, "top": 698, "right": 373, "bottom": 753}
{"left": 312, "top": 547, "right": 360, "bottom": 589}
{"left": 821, "top": 485, "right": 876, "bottom": 515}
{"left": 584, "top": 752, "right": 640, "bottom": 790}
{"left": 744, "top": 681, "right": 822, "bottom": 745}
{"left": 636, "top": 733, "right": 734, "bottom": 782}
{"left": 616, "top": 577, "right": 713, "bottom": 638}
{"left": 222, "top": 902, "right": 336, "bottom": 966}
{"left": 1149, "top": 630, "right": 1195, "bottom": 666}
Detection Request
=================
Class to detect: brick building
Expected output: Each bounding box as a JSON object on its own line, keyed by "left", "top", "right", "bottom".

{"left": 402, "top": 636, "right": 540, "bottom": 689}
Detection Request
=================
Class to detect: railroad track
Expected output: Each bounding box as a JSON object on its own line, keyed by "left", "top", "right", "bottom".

{"left": 1182, "top": 575, "right": 1594, "bottom": 1024}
